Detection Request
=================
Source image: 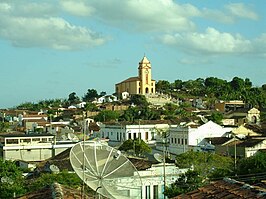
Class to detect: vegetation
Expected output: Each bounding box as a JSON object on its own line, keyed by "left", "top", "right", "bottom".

{"left": 175, "top": 151, "right": 234, "bottom": 180}
{"left": 164, "top": 170, "right": 204, "bottom": 198}
{"left": 26, "top": 170, "right": 83, "bottom": 192}
{"left": 156, "top": 77, "right": 266, "bottom": 108}
{"left": 118, "top": 139, "right": 152, "bottom": 156}
{"left": 0, "top": 159, "right": 26, "bottom": 198}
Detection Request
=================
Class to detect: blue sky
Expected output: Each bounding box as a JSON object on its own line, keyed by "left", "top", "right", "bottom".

{"left": 1, "top": 0, "right": 266, "bottom": 108}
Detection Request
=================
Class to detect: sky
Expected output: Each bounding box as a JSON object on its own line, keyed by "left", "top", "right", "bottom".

{"left": 1, "top": 0, "right": 266, "bottom": 108}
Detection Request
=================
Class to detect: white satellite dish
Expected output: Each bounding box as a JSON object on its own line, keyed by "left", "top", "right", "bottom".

{"left": 154, "top": 153, "right": 164, "bottom": 163}
{"left": 67, "top": 133, "right": 79, "bottom": 141}
{"left": 49, "top": 164, "right": 60, "bottom": 174}
{"left": 70, "top": 141, "right": 142, "bottom": 199}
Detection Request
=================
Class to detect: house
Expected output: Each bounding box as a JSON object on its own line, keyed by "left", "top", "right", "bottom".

{"left": 167, "top": 121, "right": 233, "bottom": 155}
{"left": 98, "top": 121, "right": 170, "bottom": 144}
{"left": 231, "top": 125, "right": 262, "bottom": 139}
{"left": 225, "top": 138, "right": 266, "bottom": 158}
{"left": 222, "top": 107, "right": 260, "bottom": 126}
{"left": 121, "top": 91, "right": 130, "bottom": 99}
{"left": 173, "top": 178, "right": 266, "bottom": 199}
{"left": 0, "top": 133, "right": 77, "bottom": 162}
{"left": 97, "top": 95, "right": 118, "bottom": 104}
{"left": 42, "top": 146, "right": 187, "bottom": 199}
{"left": 215, "top": 100, "right": 246, "bottom": 112}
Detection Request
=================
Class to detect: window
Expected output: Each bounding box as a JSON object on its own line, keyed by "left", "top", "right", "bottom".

{"left": 128, "top": 133, "right": 131, "bottom": 139}
{"left": 178, "top": 138, "right": 180, "bottom": 144}
{"left": 145, "top": 132, "right": 149, "bottom": 140}
{"left": 153, "top": 185, "right": 158, "bottom": 199}
{"left": 145, "top": 186, "right": 150, "bottom": 199}
{"left": 185, "top": 139, "right": 188, "bottom": 145}
{"left": 32, "top": 138, "right": 40, "bottom": 142}
{"left": 171, "top": 138, "right": 173, "bottom": 144}
{"left": 21, "top": 139, "right": 31, "bottom": 144}
{"left": 175, "top": 138, "right": 177, "bottom": 144}
{"left": 6, "top": 139, "right": 19, "bottom": 144}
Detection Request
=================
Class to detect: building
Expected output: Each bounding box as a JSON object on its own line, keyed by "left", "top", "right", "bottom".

{"left": 115, "top": 56, "right": 156, "bottom": 96}
{"left": 167, "top": 121, "right": 233, "bottom": 155}
{"left": 0, "top": 133, "right": 77, "bottom": 161}
{"left": 98, "top": 121, "right": 170, "bottom": 144}
{"left": 223, "top": 107, "right": 261, "bottom": 126}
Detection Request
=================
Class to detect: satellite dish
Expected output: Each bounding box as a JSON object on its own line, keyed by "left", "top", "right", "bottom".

{"left": 68, "top": 133, "right": 79, "bottom": 141}
{"left": 49, "top": 164, "right": 60, "bottom": 174}
{"left": 154, "top": 153, "right": 164, "bottom": 163}
{"left": 70, "top": 141, "right": 142, "bottom": 199}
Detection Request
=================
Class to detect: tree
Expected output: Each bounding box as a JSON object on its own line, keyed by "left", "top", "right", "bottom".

{"left": 175, "top": 151, "right": 233, "bottom": 180}
{"left": 164, "top": 170, "right": 204, "bottom": 198}
{"left": 68, "top": 92, "right": 80, "bottom": 105}
{"left": 156, "top": 80, "right": 171, "bottom": 93}
{"left": 118, "top": 139, "right": 152, "bottom": 156}
{"left": 0, "top": 122, "right": 10, "bottom": 132}
{"left": 207, "top": 112, "right": 223, "bottom": 125}
{"left": 130, "top": 95, "right": 148, "bottom": 107}
{"left": 27, "top": 170, "right": 82, "bottom": 192}
{"left": 236, "top": 152, "right": 266, "bottom": 177}
{"left": 94, "top": 110, "right": 120, "bottom": 122}
{"left": 83, "top": 89, "right": 99, "bottom": 102}
{"left": 0, "top": 159, "right": 26, "bottom": 198}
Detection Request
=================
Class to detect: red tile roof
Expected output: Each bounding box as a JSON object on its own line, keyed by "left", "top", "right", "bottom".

{"left": 172, "top": 178, "right": 266, "bottom": 199}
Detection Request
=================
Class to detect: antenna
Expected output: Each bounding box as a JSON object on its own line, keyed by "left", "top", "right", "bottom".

{"left": 49, "top": 164, "right": 60, "bottom": 174}
{"left": 154, "top": 153, "right": 163, "bottom": 163}
{"left": 70, "top": 141, "right": 142, "bottom": 199}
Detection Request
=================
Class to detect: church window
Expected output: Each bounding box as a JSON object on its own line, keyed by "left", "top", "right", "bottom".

{"left": 146, "top": 74, "right": 148, "bottom": 84}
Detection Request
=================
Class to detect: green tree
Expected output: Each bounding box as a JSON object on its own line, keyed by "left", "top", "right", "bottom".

{"left": 0, "top": 159, "right": 26, "bottom": 198}
{"left": 84, "top": 102, "right": 99, "bottom": 112}
{"left": 207, "top": 112, "right": 223, "bottom": 125}
{"left": 175, "top": 151, "right": 233, "bottom": 180}
{"left": 236, "top": 152, "right": 266, "bottom": 177}
{"left": 27, "top": 170, "right": 82, "bottom": 192}
{"left": 94, "top": 110, "right": 120, "bottom": 122}
{"left": 130, "top": 95, "right": 149, "bottom": 107}
{"left": 0, "top": 122, "right": 10, "bottom": 132}
{"left": 164, "top": 170, "right": 204, "bottom": 198}
{"left": 156, "top": 80, "right": 171, "bottom": 93}
{"left": 118, "top": 139, "right": 152, "bottom": 156}
{"left": 83, "top": 89, "right": 99, "bottom": 102}
{"left": 68, "top": 92, "right": 80, "bottom": 105}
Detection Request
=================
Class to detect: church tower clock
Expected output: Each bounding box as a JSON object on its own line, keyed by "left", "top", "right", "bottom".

{"left": 138, "top": 56, "right": 154, "bottom": 95}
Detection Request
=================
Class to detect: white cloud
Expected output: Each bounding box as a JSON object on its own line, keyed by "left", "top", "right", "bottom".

{"left": 60, "top": 0, "right": 95, "bottom": 17}
{"left": 160, "top": 27, "right": 253, "bottom": 54}
{"left": 0, "top": 1, "right": 107, "bottom": 50}
{"left": 65, "top": 0, "right": 198, "bottom": 32}
{"left": 225, "top": 3, "right": 258, "bottom": 20}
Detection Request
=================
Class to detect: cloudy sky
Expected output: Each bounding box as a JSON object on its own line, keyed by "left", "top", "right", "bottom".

{"left": 1, "top": 0, "right": 266, "bottom": 108}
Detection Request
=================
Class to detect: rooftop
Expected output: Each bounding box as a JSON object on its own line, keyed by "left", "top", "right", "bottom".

{"left": 173, "top": 178, "right": 266, "bottom": 199}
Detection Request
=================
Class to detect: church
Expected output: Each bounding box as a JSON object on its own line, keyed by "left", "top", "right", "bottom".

{"left": 115, "top": 56, "right": 156, "bottom": 96}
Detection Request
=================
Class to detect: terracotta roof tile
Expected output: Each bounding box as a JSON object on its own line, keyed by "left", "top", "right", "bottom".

{"left": 172, "top": 178, "right": 266, "bottom": 199}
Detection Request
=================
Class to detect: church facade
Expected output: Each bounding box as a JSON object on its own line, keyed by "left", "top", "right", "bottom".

{"left": 115, "top": 56, "right": 156, "bottom": 96}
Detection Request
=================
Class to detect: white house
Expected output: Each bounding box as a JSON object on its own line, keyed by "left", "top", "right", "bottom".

{"left": 121, "top": 91, "right": 130, "bottom": 100}
{"left": 119, "top": 163, "right": 188, "bottom": 199}
{"left": 167, "top": 121, "right": 233, "bottom": 155}
{"left": 98, "top": 122, "right": 170, "bottom": 144}
{"left": 0, "top": 133, "right": 77, "bottom": 162}
{"left": 97, "top": 95, "right": 118, "bottom": 104}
